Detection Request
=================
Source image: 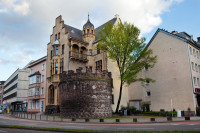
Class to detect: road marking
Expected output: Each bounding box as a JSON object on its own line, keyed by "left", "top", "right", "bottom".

{"left": 117, "top": 128, "right": 154, "bottom": 130}
{"left": 0, "top": 130, "right": 6, "bottom": 132}
{"left": 172, "top": 124, "right": 180, "bottom": 125}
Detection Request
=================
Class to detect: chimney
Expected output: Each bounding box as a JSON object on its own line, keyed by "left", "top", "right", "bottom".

{"left": 197, "top": 37, "right": 200, "bottom": 42}
{"left": 171, "top": 31, "right": 178, "bottom": 34}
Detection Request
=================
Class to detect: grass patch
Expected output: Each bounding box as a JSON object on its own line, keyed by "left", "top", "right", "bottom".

{"left": 0, "top": 125, "right": 199, "bottom": 133}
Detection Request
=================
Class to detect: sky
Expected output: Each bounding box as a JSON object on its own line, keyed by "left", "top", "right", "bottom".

{"left": 0, "top": 0, "right": 200, "bottom": 81}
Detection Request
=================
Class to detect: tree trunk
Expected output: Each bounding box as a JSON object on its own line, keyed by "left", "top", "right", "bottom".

{"left": 115, "top": 80, "right": 123, "bottom": 114}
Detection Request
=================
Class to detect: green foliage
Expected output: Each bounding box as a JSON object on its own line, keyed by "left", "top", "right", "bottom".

{"left": 98, "top": 21, "right": 157, "bottom": 113}
{"left": 98, "top": 21, "right": 157, "bottom": 85}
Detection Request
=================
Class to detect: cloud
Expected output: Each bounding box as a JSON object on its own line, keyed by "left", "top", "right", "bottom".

{"left": 0, "top": 0, "right": 184, "bottom": 80}
{"left": 0, "top": 0, "right": 30, "bottom": 16}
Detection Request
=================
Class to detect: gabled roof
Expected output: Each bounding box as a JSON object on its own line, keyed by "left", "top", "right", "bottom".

{"left": 147, "top": 28, "right": 200, "bottom": 49}
{"left": 65, "top": 17, "right": 117, "bottom": 44}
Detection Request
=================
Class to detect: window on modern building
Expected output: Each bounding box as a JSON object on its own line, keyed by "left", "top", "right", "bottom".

{"left": 189, "top": 47, "right": 192, "bottom": 55}
{"left": 194, "top": 77, "right": 196, "bottom": 86}
{"left": 42, "top": 64, "right": 45, "bottom": 71}
{"left": 55, "top": 34, "right": 57, "bottom": 40}
{"left": 62, "top": 45, "right": 64, "bottom": 54}
{"left": 56, "top": 46, "right": 58, "bottom": 55}
{"left": 197, "top": 78, "right": 200, "bottom": 86}
{"left": 87, "top": 29, "right": 89, "bottom": 34}
{"left": 29, "top": 101, "right": 31, "bottom": 109}
{"left": 58, "top": 33, "right": 60, "bottom": 39}
{"left": 146, "top": 91, "right": 151, "bottom": 96}
{"left": 32, "top": 101, "right": 35, "bottom": 109}
{"left": 193, "top": 49, "right": 196, "bottom": 57}
{"left": 145, "top": 65, "right": 149, "bottom": 71}
{"left": 195, "top": 63, "right": 198, "bottom": 72}
{"left": 89, "top": 49, "right": 92, "bottom": 56}
{"left": 192, "top": 62, "right": 194, "bottom": 70}
{"left": 41, "top": 87, "right": 44, "bottom": 95}
{"left": 41, "top": 75, "right": 44, "bottom": 83}
{"left": 30, "top": 69, "right": 33, "bottom": 74}
{"left": 51, "top": 50, "right": 53, "bottom": 59}
{"left": 96, "top": 60, "right": 102, "bottom": 71}
{"left": 55, "top": 62, "right": 58, "bottom": 74}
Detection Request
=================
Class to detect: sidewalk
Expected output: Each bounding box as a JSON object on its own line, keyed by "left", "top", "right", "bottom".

{"left": 11, "top": 112, "right": 200, "bottom": 124}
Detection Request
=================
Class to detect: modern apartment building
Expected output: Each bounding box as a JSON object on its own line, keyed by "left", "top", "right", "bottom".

{"left": 128, "top": 29, "right": 200, "bottom": 113}
{"left": 27, "top": 56, "right": 47, "bottom": 113}
{"left": 3, "top": 67, "right": 30, "bottom": 112}
{"left": 0, "top": 81, "right": 5, "bottom": 106}
{"left": 46, "top": 15, "right": 129, "bottom": 113}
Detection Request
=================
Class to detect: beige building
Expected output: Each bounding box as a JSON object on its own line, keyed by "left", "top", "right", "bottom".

{"left": 129, "top": 29, "right": 200, "bottom": 112}
{"left": 28, "top": 56, "right": 47, "bottom": 113}
{"left": 46, "top": 15, "right": 129, "bottom": 113}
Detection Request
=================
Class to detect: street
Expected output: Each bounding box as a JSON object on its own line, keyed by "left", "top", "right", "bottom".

{"left": 0, "top": 115, "right": 200, "bottom": 131}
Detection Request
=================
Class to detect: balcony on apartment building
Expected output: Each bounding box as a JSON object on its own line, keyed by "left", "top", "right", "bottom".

{"left": 28, "top": 91, "right": 40, "bottom": 99}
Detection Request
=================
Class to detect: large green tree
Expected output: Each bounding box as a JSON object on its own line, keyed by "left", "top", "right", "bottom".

{"left": 98, "top": 21, "right": 157, "bottom": 113}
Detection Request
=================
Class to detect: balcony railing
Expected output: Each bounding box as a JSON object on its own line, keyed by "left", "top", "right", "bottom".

{"left": 29, "top": 91, "right": 40, "bottom": 98}
{"left": 69, "top": 51, "right": 88, "bottom": 61}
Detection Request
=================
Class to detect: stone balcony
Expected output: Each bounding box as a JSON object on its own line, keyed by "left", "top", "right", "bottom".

{"left": 69, "top": 51, "right": 88, "bottom": 62}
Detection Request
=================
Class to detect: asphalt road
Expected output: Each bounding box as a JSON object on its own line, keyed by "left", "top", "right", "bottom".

{"left": 0, "top": 115, "right": 200, "bottom": 131}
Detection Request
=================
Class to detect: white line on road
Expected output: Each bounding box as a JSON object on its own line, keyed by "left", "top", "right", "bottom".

{"left": 0, "top": 130, "right": 6, "bottom": 132}
{"left": 117, "top": 128, "right": 154, "bottom": 130}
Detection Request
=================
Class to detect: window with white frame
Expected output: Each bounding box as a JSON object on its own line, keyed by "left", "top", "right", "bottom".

{"left": 193, "top": 49, "right": 196, "bottom": 57}
{"left": 29, "top": 101, "right": 31, "bottom": 109}
{"left": 189, "top": 47, "right": 192, "bottom": 55}
{"left": 41, "top": 87, "right": 44, "bottom": 95}
{"left": 36, "top": 100, "right": 40, "bottom": 109}
{"left": 192, "top": 62, "right": 194, "bottom": 70}
{"left": 197, "top": 78, "right": 200, "bottom": 86}
{"left": 42, "top": 75, "right": 44, "bottom": 82}
{"left": 32, "top": 101, "right": 35, "bottom": 109}
{"left": 42, "top": 64, "right": 45, "bottom": 70}
{"left": 195, "top": 63, "right": 198, "bottom": 72}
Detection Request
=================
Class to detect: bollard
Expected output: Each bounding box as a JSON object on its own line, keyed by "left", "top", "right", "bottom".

{"left": 53, "top": 116, "right": 55, "bottom": 121}
{"left": 31, "top": 114, "right": 32, "bottom": 119}
{"left": 150, "top": 118, "right": 155, "bottom": 122}
{"left": 116, "top": 119, "right": 120, "bottom": 122}
{"left": 100, "top": 119, "right": 104, "bottom": 122}
{"left": 35, "top": 114, "right": 36, "bottom": 120}
{"left": 85, "top": 118, "right": 89, "bottom": 122}
{"left": 185, "top": 117, "right": 190, "bottom": 120}
{"left": 24, "top": 113, "right": 25, "bottom": 119}
{"left": 27, "top": 113, "right": 28, "bottom": 119}
{"left": 167, "top": 116, "right": 172, "bottom": 121}
{"left": 133, "top": 118, "right": 137, "bottom": 122}
{"left": 40, "top": 115, "right": 41, "bottom": 120}
{"left": 46, "top": 115, "right": 48, "bottom": 121}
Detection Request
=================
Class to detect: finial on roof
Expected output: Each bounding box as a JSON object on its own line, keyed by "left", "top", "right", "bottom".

{"left": 88, "top": 12, "right": 89, "bottom": 20}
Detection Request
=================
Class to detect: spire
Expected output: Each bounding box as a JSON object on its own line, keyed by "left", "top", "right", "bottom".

{"left": 88, "top": 12, "right": 89, "bottom": 20}
{"left": 83, "top": 13, "right": 94, "bottom": 29}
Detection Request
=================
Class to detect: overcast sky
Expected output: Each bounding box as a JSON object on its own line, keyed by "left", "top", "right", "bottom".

{"left": 0, "top": 0, "right": 200, "bottom": 81}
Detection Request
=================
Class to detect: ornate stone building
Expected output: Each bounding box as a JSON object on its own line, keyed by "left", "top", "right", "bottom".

{"left": 46, "top": 15, "right": 129, "bottom": 113}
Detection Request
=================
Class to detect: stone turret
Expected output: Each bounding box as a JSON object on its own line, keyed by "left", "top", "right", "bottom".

{"left": 82, "top": 14, "right": 95, "bottom": 43}
{"left": 59, "top": 68, "right": 113, "bottom": 118}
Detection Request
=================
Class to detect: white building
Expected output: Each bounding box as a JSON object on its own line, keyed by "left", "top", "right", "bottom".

{"left": 128, "top": 29, "right": 200, "bottom": 113}
{"left": 3, "top": 67, "right": 30, "bottom": 112}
